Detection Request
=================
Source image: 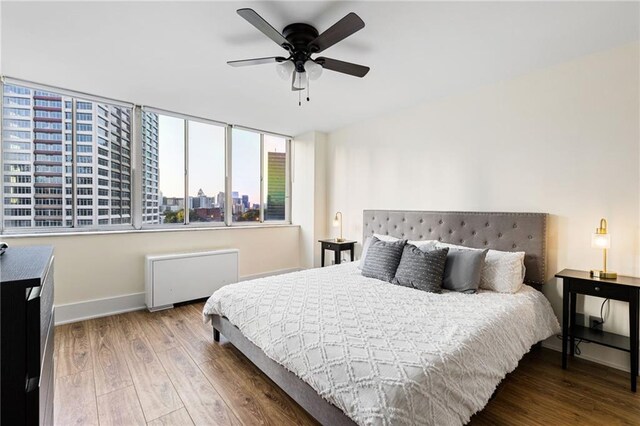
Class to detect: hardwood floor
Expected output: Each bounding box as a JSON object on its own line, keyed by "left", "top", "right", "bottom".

{"left": 54, "top": 302, "right": 640, "bottom": 425}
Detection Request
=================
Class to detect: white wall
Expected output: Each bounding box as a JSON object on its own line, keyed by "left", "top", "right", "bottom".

{"left": 325, "top": 43, "right": 640, "bottom": 370}
{"left": 4, "top": 226, "right": 300, "bottom": 321}
{"left": 292, "top": 131, "right": 328, "bottom": 268}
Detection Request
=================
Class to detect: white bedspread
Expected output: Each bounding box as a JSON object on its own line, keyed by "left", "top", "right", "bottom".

{"left": 203, "top": 262, "right": 559, "bottom": 426}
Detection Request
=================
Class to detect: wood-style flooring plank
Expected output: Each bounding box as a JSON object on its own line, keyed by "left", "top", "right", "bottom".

{"left": 53, "top": 302, "right": 640, "bottom": 426}
{"left": 157, "top": 346, "right": 239, "bottom": 425}
{"left": 87, "top": 316, "right": 134, "bottom": 395}
{"left": 54, "top": 370, "right": 99, "bottom": 426}
{"left": 132, "top": 309, "right": 181, "bottom": 353}
{"left": 120, "top": 335, "right": 184, "bottom": 421}
{"left": 55, "top": 321, "right": 92, "bottom": 377}
{"left": 97, "top": 385, "right": 146, "bottom": 426}
{"left": 147, "top": 407, "right": 195, "bottom": 426}
{"left": 159, "top": 307, "right": 222, "bottom": 365}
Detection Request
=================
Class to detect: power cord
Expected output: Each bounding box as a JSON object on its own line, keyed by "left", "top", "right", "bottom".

{"left": 592, "top": 298, "right": 610, "bottom": 329}
{"left": 557, "top": 298, "right": 610, "bottom": 356}
{"left": 556, "top": 334, "right": 588, "bottom": 355}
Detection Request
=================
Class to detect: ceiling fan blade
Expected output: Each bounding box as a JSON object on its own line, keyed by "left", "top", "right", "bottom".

{"left": 308, "top": 12, "right": 365, "bottom": 53}
{"left": 237, "top": 8, "right": 291, "bottom": 50}
{"left": 315, "top": 57, "right": 370, "bottom": 77}
{"left": 227, "top": 56, "right": 286, "bottom": 67}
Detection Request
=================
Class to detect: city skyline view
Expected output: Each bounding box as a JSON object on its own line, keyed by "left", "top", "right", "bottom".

{"left": 2, "top": 82, "right": 288, "bottom": 229}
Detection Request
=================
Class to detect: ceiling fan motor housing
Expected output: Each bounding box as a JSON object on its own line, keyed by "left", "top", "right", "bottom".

{"left": 283, "top": 23, "right": 319, "bottom": 72}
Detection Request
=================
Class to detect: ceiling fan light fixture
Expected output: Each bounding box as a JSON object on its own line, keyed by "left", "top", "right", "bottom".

{"left": 276, "top": 61, "right": 295, "bottom": 80}
{"left": 293, "top": 71, "right": 308, "bottom": 90}
{"left": 304, "top": 60, "right": 323, "bottom": 81}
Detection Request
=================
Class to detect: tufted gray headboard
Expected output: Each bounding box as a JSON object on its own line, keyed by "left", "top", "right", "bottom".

{"left": 362, "top": 210, "right": 548, "bottom": 286}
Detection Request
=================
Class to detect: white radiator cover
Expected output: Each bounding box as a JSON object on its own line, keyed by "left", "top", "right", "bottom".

{"left": 145, "top": 249, "right": 239, "bottom": 311}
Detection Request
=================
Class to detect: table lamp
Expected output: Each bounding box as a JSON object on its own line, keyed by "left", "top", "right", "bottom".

{"left": 333, "top": 211, "right": 345, "bottom": 242}
{"left": 590, "top": 218, "right": 617, "bottom": 279}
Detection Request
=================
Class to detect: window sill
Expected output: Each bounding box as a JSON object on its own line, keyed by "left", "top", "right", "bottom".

{"left": 0, "top": 223, "right": 298, "bottom": 239}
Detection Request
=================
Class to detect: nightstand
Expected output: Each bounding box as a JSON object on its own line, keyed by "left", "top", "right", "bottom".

{"left": 318, "top": 239, "right": 356, "bottom": 267}
{"left": 556, "top": 269, "right": 640, "bottom": 391}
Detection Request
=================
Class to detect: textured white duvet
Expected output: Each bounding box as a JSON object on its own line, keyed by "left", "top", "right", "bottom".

{"left": 203, "top": 262, "right": 560, "bottom": 426}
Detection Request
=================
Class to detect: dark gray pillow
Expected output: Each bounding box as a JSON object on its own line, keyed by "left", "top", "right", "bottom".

{"left": 442, "top": 248, "right": 488, "bottom": 293}
{"left": 393, "top": 246, "right": 449, "bottom": 293}
{"left": 361, "top": 237, "right": 406, "bottom": 282}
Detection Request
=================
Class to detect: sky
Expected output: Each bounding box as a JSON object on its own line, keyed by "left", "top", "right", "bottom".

{"left": 157, "top": 115, "right": 285, "bottom": 205}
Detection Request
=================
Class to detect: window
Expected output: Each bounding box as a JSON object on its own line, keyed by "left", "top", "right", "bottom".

{"left": 1, "top": 79, "right": 290, "bottom": 233}
{"left": 187, "top": 121, "right": 225, "bottom": 223}
{"left": 1, "top": 82, "right": 134, "bottom": 230}
{"left": 231, "top": 129, "right": 260, "bottom": 222}
{"left": 5, "top": 108, "right": 30, "bottom": 117}
{"left": 144, "top": 112, "right": 183, "bottom": 225}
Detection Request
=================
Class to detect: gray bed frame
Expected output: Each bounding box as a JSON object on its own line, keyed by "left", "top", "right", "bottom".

{"left": 210, "top": 210, "right": 548, "bottom": 425}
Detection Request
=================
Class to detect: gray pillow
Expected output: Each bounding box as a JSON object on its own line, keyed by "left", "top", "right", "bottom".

{"left": 442, "top": 248, "right": 488, "bottom": 293}
{"left": 361, "top": 237, "right": 406, "bottom": 282}
{"left": 393, "top": 246, "right": 449, "bottom": 293}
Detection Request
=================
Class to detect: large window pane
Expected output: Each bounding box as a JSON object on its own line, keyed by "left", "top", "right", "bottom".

{"left": 231, "top": 128, "right": 260, "bottom": 222}
{"left": 2, "top": 83, "right": 62, "bottom": 229}
{"left": 149, "top": 114, "right": 185, "bottom": 224}
{"left": 188, "top": 121, "right": 225, "bottom": 223}
{"left": 74, "top": 98, "right": 133, "bottom": 227}
{"left": 141, "top": 112, "right": 160, "bottom": 224}
{"left": 263, "top": 135, "right": 287, "bottom": 221}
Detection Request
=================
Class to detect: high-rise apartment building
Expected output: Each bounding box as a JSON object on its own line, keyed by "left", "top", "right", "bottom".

{"left": 1, "top": 83, "right": 160, "bottom": 228}
{"left": 142, "top": 112, "right": 160, "bottom": 224}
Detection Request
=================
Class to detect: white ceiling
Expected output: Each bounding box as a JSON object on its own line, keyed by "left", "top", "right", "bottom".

{"left": 1, "top": 1, "right": 638, "bottom": 136}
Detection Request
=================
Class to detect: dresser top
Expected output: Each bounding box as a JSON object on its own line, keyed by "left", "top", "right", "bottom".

{"left": 556, "top": 268, "right": 640, "bottom": 288}
{"left": 0, "top": 245, "right": 53, "bottom": 288}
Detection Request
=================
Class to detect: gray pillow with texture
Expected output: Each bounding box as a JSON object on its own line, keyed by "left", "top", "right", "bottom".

{"left": 393, "top": 246, "right": 449, "bottom": 293}
{"left": 442, "top": 248, "right": 488, "bottom": 293}
{"left": 361, "top": 237, "right": 406, "bottom": 282}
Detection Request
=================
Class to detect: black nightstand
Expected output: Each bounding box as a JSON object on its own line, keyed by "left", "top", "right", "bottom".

{"left": 318, "top": 239, "right": 356, "bottom": 267}
{"left": 556, "top": 269, "right": 640, "bottom": 391}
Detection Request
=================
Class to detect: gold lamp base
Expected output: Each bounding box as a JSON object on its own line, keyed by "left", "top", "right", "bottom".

{"left": 335, "top": 238, "right": 346, "bottom": 242}
{"left": 590, "top": 269, "right": 618, "bottom": 279}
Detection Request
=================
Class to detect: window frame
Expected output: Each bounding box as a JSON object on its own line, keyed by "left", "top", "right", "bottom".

{"left": 0, "top": 77, "right": 292, "bottom": 235}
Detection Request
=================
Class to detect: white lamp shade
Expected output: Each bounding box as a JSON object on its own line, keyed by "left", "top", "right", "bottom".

{"left": 304, "top": 60, "right": 323, "bottom": 80}
{"left": 591, "top": 233, "right": 611, "bottom": 249}
{"left": 293, "top": 71, "right": 308, "bottom": 90}
{"left": 333, "top": 217, "right": 340, "bottom": 227}
{"left": 276, "top": 61, "right": 295, "bottom": 80}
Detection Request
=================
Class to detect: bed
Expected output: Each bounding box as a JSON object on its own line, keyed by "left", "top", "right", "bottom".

{"left": 203, "top": 210, "right": 560, "bottom": 425}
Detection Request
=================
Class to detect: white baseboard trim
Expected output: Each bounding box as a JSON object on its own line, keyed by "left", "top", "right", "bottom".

{"left": 542, "top": 339, "right": 630, "bottom": 373}
{"left": 55, "top": 266, "right": 304, "bottom": 325}
{"left": 55, "top": 292, "right": 146, "bottom": 325}
{"left": 239, "top": 267, "right": 303, "bottom": 282}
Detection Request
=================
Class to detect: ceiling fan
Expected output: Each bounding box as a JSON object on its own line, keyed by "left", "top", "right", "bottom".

{"left": 227, "top": 8, "right": 370, "bottom": 105}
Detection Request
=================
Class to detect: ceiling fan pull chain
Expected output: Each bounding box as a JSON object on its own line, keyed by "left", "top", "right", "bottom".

{"left": 298, "top": 87, "right": 301, "bottom": 106}
{"left": 307, "top": 81, "right": 310, "bottom": 102}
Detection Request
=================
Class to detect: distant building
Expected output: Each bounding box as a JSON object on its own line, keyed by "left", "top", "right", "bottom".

{"left": 0, "top": 83, "right": 161, "bottom": 228}
{"left": 266, "top": 152, "right": 286, "bottom": 220}
{"left": 193, "top": 207, "right": 222, "bottom": 222}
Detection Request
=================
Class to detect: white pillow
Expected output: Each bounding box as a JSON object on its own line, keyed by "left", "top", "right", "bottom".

{"left": 480, "top": 250, "right": 526, "bottom": 293}
{"left": 358, "top": 235, "right": 436, "bottom": 269}
{"left": 435, "top": 242, "right": 526, "bottom": 293}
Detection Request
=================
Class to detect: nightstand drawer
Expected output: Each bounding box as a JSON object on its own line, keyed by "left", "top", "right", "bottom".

{"left": 569, "top": 279, "right": 629, "bottom": 300}
{"left": 323, "top": 242, "right": 338, "bottom": 251}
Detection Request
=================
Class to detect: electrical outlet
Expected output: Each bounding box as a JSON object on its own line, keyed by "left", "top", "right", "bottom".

{"left": 590, "top": 315, "right": 603, "bottom": 330}
{"left": 575, "top": 313, "right": 585, "bottom": 327}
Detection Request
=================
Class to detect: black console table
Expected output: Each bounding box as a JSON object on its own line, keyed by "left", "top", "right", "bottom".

{"left": 556, "top": 269, "right": 640, "bottom": 392}
{"left": 0, "top": 246, "right": 55, "bottom": 424}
